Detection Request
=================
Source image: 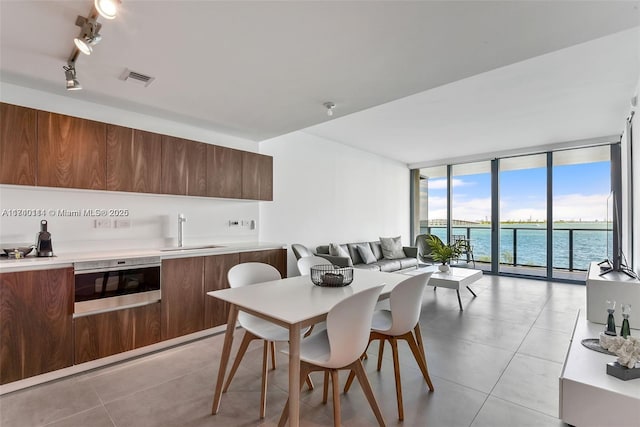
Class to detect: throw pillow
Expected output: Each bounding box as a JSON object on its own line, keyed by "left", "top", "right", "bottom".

{"left": 356, "top": 244, "right": 377, "bottom": 264}
{"left": 379, "top": 236, "right": 406, "bottom": 260}
{"left": 329, "top": 243, "right": 350, "bottom": 259}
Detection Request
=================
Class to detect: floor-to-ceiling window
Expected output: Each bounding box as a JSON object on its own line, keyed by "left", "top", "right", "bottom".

{"left": 552, "top": 146, "right": 611, "bottom": 280}
{"left": 413, "top": 143, "right": 616, "bottom": 282}
{"left": 419, "top": 166, "right": 448, "bottom": 242}
{"left": 499, "top": 154, "right": 548, "bottom": 277}
{"left": 451, "top": 161, "right": 492, "bottom": 271}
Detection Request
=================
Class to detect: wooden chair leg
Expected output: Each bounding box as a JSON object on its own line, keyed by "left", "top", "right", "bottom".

{"left": 270, "top": 341, "right": 277, "bottom": 370}
{"left": 331, "top": 369, "right": 341, "bottom": 427}
{"left": 376, "top": 338, "right": 385, "bottom": 371}
{"left": 305, "top": 375, "right": 314, "bottom": 390}
{"left": 352, "top": 359, "right": 386, "bottom": 427}
{"left": 414, "top": 323, "right": 426, "bottom": 362}
{"left": 403, "top": 331, "right": 435, "bottom": 391}
{"left": 323, "top": 371, "right": 330, "bottom": 404}
{"left": 260, "top": 340, "right": 269, "bottom": 418}
{"left": 222, "top": 331, "right": 255, "bottom": 392}
{"left": 343, "top": 369, "right": 355, "bottom": 393}
{"left": 390, "top": 338, "right": 404, "bottom": 421}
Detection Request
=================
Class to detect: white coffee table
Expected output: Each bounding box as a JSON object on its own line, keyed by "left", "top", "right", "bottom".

{"left": 405, "top": 266, "right": 482, "bottom": 310}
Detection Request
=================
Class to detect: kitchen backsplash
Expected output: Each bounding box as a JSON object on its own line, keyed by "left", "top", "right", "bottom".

{"left": 0, "top": 185, "right": 259, "bottom": 253}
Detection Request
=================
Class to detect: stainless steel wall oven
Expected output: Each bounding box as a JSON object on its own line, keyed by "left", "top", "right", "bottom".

{"left": 74, "top": 256, "right": 161, "bottom": 317}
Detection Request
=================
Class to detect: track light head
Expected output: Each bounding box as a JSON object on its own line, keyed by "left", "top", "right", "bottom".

{"left": 64, "top": 65, "right": 82, "bottom": 91}
{"left": 74, "top": 16, "right": 102, "bottom": 55}
{"left": 95, "top": 0, "right": 121, "bottom": 20}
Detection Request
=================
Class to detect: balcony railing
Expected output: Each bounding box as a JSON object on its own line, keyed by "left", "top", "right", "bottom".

{"left": 422, "top": 225, "right": 609, "bottom": 272}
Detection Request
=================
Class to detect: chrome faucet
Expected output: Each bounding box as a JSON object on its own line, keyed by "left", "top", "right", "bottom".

{"left": 177, "top": 213, "right": 186, "bottom": 247}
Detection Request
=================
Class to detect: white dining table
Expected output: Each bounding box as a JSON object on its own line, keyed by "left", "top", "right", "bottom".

{"left": 208, "top": 268, "right": 408, "bottom": 427}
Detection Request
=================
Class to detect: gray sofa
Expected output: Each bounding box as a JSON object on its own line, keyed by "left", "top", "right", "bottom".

{"left": 315, "top": 241, "right": 418, "bottom": 272}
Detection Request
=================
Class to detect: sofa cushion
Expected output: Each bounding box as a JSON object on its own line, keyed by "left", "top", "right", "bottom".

{"left": 356, "top": 244, "right": 377, "bottom": 264}
{"left": 380, "top": 236, "right": 406, "bottom": 260}
{"left": 347, "top": 242, "right": 368, "bottom": 265}
{"left": 376, "top": 259, "right": 402, "bottom": 272}
{"left": 400, "top": 257, "right": 419, "bottom": 269}
{"left": 329, "top": 243, "right": 350, "bottom": 259}
{"left": 354, "top": 263, "right": 381, "bottom": 271}
{"left": 370, "top": 241, "right": 384, "bottom": 260}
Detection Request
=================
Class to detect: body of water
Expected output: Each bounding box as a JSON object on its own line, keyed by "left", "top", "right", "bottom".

{"left": 422, "top": 222, "right": 610, "bottom": 271}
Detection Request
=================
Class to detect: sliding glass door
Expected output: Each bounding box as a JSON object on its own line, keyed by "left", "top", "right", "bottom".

{"left": 499, "top": 154, "right": 548, "bottom": 277}
{"left": 552, "top": 146, "right": 611, "bottom": 280}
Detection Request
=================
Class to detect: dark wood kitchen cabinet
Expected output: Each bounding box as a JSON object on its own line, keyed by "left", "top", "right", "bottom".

{"left": 0, "top": 103, "right": 37, "bottom": 185}
{"left": 239, "top": 249, "right": 286, "bottom": 278}
{"left": 242, "top": 151, "right": 273, "bottom": 201}
{"left": 37, "top": 111, "right": 107, "bottom": 190}
{"left": 161, "top": 136, "right": 207, "bottom": 196}
{"left": 203, "top": 253, "right": 239, "bottom": 328}
{"left": 0, "top": 268, "right": 74, "bottom": 384}
{"left": 106, "top": 125, "right": 162, "bottom": 193}
{"left": 206, "top": 145, "right": 242, "bottom": 199}
{"left": 74, "top": 302, "right": 161, "bottom": 364}
{"left": 161, "top": 257, "right": 204, "bottom": 340}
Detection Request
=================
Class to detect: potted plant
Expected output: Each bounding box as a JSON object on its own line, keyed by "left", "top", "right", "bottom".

{"left": 427, "top": 235, "right": 462, "bottom": 272}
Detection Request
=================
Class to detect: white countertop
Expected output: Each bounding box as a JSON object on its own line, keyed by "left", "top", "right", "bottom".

{"left": 0, "top": 241, "right": 286, "bottom": 273}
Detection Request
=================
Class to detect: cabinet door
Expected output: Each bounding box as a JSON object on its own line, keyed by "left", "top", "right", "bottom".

{"left": 239, "top": 249, "right": 287, "bottom": 278}
{"left": 206, "top": 145, "right": 242, "bottom": 199}
{"left": 161, "top": 257, "right": 204, "bottom": 340}
{"left": 161, "top": 137, "right": 207, "bottom": 196}
{"left": 242, "top": 152, "right": 273, "bottom": 201}
{"left": 74, "top": 302, "right": 161, "bottom": 364}
{"left": 204, "top": 253, "right": 239, "bottom": 328}
{"left": 106, "top": 125, "right": 162, "bottom": 193}
{"left": 0, "top": 103, "right": 37, "bottom": 185}
{"left": 37, "top": 111, "right": 106, "bottom": 190}
{"left": 0, "top": 268, "right": 73, "bottom": 384}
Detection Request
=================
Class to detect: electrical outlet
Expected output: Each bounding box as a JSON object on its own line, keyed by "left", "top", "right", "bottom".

{"left": 95, "top": 219, "right": 111, "bottom": 229}
{"left": 114, "top": 219, "right": 131, "bottom": 229}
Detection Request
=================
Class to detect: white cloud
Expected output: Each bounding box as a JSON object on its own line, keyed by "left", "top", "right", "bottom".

{"left": 428, "top": 178, "right": 470, "bottom": 190}
{"left": 553, "top": 193, "right": 609, "bottom": 221}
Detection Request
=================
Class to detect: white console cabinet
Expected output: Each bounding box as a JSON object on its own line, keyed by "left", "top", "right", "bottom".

{"left": 586, "top": 262, "right": 640, "bottom": 325}
{"left": 559, "top": 310, "right": 640, "bottom": 426}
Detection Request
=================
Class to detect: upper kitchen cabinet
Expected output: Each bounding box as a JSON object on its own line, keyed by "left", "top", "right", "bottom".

{"left": 37, "top": 111, "right": 106, "bottom": 190}
{"left": 106, "top": 125, "right": 162, "bottom": 193}
{"left": 0, "top": 103, "right": 37, "bottom": 185}
{"left": 161, "top": 136, "right": 207, "bottom": 196}
{"left": 206, "top": 145, "right": 242, "bottom": 199}
{"left": 242, "top": 151, "right": 273, "bottom": 201}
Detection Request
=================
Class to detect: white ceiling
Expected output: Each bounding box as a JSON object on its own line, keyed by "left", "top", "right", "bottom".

{"left": 1, "top": 1, "right": 639, "bottom": 165}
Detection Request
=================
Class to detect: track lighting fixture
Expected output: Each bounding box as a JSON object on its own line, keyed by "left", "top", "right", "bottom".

{"left": 95, "top": 0, "right": 121, "bottom": 20}
{"left": 65, "top": 0, "right": 121, "bottom": 91}
{"left": 324, "top": 102, "right": 336, "bottom": 117}
{"left": 73, "top": 15, "right": 102, "bottom": 55}
{"left": 63, "top": 64, "right": 82, "bottom": 91}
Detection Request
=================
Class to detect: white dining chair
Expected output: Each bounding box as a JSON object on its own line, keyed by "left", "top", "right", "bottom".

{"left": 278, "top": 285, "right": 387, "bottom": 427}
{"left": 223, "top": 262, "right": 313, "bottom": 419}
{"left": 296, "top": 255, "right": 332, "bottom": 276}
{"left": 343, "top": 272, "right": 434, "bottom": 421}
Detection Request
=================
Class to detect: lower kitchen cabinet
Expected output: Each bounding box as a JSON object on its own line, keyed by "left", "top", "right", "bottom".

{"left": 161, "top": 257, "right": 204, "bottom": 340}
{"left": 239, "top": 249, "right": 287, "bottom": 278}
{"left": 74, "top": 302, "right": 161, "bottom": 364}
{"left": 0, "top": 268, "right": 74, "bottom": 385}
{"left": 204, "top": 253, "right": 239, "bottom": 328}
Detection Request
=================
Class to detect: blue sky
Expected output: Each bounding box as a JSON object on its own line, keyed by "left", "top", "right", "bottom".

{"left": 422, "top": 161, "right": 611, "bottom": 222}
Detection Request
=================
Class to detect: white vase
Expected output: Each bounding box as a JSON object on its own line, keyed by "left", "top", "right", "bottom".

{"left": 438, "top": 264, "right": 450, "bottom": 272}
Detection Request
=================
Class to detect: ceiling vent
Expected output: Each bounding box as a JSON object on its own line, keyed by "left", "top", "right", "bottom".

{"left": 119, "top": 68, "right": 155, "bottom": 87}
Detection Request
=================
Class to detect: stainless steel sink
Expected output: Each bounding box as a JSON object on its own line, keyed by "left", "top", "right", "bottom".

{"left": 160, "top": 245, "right": 225, "bottom": 252}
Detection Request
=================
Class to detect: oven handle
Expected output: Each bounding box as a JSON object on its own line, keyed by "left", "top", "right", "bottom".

{"left": 74, "top": 263, "right": 161, "bottom": 275}
{"left": 73, "top": 298, "right": 161, "bottom": 318}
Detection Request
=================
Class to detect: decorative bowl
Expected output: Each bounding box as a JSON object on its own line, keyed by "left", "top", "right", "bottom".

{"left": 310, "top": 265, "right": 354, "bottom": 287}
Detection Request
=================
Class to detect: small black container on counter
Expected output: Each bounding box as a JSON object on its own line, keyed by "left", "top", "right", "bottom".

{"left": 36, "top": 219, "right": 54, "bottom": 257}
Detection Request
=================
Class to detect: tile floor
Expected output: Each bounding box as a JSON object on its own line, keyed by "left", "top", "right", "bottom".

{"left": 0, "top": 274, "right": 583, "bottom": 426}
